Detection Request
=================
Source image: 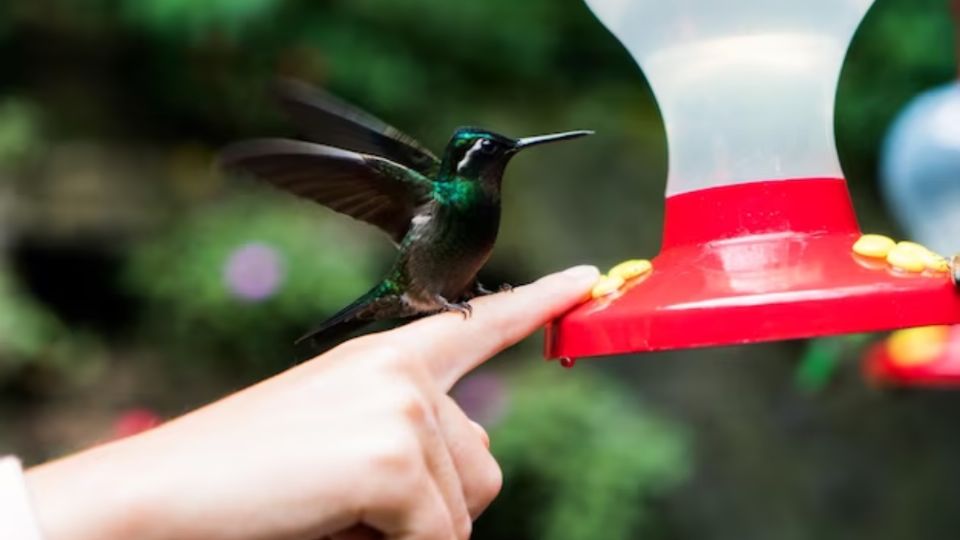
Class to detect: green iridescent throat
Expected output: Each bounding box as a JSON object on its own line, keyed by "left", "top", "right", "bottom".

{"left": 432, "top": 179, "right": 480, "bottom": 208}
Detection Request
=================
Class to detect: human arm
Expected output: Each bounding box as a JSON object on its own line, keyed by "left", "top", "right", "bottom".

{"left": 22, "top": 265, "right": 599, "bottom": 540}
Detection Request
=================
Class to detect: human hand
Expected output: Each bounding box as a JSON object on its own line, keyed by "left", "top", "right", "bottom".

{"left": 25, "top": 265, "right": 600, "bottom": 540}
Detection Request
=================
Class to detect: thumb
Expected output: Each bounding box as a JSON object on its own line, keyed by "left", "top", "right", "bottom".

{"left": 386, "top": 265, "right": 600, "bottom": 391}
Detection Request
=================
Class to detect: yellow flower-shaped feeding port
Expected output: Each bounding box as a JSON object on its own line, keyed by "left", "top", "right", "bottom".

{"left": 886, "top": 243, "right": 927, "bottom": 273}
{"left": 918, "top": 249, "right": 949, "bottom": 273}
{"left": 888, "top": 241, "right": 949, "bottom": 273}
{"left": 852, "top": 234, "right": 895, "bottom": 258}
{"left": 591, "top": 275, "right": 625, "bottom": 299}
{"left": 928, "top": 255, "right": 951, "bottom": 274}
{"left": 886, "top": 325, "right": 950, "bottom": 368}
{"left": 852, "top": 234, "right": 950, "bottom": 275}
{"left": 589, "top": 259, "right": 654, "bottom": 300}
{"left": 608, "top": 259, "right": 653, "bottom": 282}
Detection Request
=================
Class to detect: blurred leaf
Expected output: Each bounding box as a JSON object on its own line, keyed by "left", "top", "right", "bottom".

{"left": 0, "top": 266, "right": 61, "bottom": 362}
{"left": 480, "top": 367, "right": 690, "bottom": 540}
{"left": 120, "top": 0, "right": 282, "bottom": 41}
{"left": 125, "top": 191, "right": 387, "bottom": 363}
{"left": 0, "top": 264, "right": 99, "bottom": 387}
{"left": 0, "top": 99, "right": 42, "bottom": 167}
{"left": 794, "top": 334, "right": 874, "bottom": 394}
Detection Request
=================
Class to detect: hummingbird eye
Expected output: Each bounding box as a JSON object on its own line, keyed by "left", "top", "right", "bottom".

{"left": 479, "top": 139, "right": 497, "bottom": 153}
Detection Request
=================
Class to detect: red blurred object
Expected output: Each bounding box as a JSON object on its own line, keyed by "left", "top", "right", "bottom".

{"left": 546, "top": 178, "right": 960, "bottom": 360}
{"left": 865, "top": 325, "right": 960, "bottom": 387}
{"left": 111, "top": 408, "right": 162, "bottom": 439}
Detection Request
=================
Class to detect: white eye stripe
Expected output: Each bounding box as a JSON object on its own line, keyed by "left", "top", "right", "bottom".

{"left": 456, "top": 139, "right": 487, "bottom": 173}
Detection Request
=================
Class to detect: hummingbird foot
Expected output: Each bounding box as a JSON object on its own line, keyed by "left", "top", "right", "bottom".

{"left": 436, "top": 295, "right": 473, "bottom": 319}
{"left": 473, "top": 282, "right": 495, "bottom": 296}
{"left": 472, "top": 281, "right": 513, "bottom": 297}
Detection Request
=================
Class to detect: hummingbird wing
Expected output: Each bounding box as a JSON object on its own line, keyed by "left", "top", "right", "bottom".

{"left": 219, "top": 138, "right": 433, "bottom": 244}
{"left": 275, "top": 79, "right": 440, "bottom": 176}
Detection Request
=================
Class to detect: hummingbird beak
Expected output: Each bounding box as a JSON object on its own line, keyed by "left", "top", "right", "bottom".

{"left": 512, "top": 130, "right": 593, "bottom": 152}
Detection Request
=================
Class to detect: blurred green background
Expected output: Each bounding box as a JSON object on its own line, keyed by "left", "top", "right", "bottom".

{"left": 0, "top": 0, "right": 959, "bottom": 538}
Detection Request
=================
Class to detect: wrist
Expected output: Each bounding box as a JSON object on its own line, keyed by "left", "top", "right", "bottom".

{"left": 25, "top": 435, "right": 165, "bottom": 540}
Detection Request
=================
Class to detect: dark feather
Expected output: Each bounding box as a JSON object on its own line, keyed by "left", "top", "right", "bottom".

{"left": 219, "top": 139, "right": 433, "bottom": 244}
{"left": 275, "top": 79, "right": 440, "bottom": 176}
{"left": 295, "top": 283, "right": 415, "bottom": 346}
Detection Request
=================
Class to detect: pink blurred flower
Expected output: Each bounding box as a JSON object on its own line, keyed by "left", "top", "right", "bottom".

{"left": 223, "top": 242, "right": 284, "bottom": 301}
{"left": 112, "top": 408, "right": 162, "bottom": 440}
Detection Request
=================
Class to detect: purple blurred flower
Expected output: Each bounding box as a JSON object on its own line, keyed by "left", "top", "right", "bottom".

{"left": 223, "top": 242, "right": 284, "bottom": 301}
{"left": 452, "top": 372, "right": 509, "bottom": 428}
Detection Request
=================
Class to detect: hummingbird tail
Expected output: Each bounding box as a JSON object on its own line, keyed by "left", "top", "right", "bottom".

{"left": 296, "top": 282, "right": 412, "bottom": 350}
{"left": 295, "top": 289, "right": 382, "bottom": 347}
{"left": 296, "top": 318, "right": 374, "bottom": 353}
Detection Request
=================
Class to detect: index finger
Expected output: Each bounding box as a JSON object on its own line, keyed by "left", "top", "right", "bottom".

{"left": 387, "top": 265, "right": 599, "bottom": 391}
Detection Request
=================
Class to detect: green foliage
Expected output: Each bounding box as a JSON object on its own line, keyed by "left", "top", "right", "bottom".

{"left": 481, "top": 368, "right": 690, "bottom": 540}
{"left": 0, "top": 99, "right": 42, "bottom": 167}
{"left": 837, "top": 0, "right": 958, "bottom": 202}
{"left": 0, "top": 265, "right": 101, "bottom": 388}
{"left": 126, "top": 192, "right": 386, "bottom": 362}
{"left": 120, "top": 0, "right": 283, "bottom": 42}
{"left": 0, "top": 267, "right": 62, "bottom": 366}
{"left": 794, "top": 334, "right": 874, "bottom": 394}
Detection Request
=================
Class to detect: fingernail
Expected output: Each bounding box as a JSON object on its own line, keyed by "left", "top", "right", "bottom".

{"left": 561, "top": 265, "right": 601, "bottom": 281}
{"left": 471, "top": 421, "right": 490, "bottom": 448}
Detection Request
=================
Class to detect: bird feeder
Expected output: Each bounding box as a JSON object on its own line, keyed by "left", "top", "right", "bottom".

{"left": 546, "top": 0, "right": 960, "bottom": 362}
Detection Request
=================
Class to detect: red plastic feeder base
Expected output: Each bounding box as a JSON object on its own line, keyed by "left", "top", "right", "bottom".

{"left": 546, "top": 178, "right": 960, "bottom": 360}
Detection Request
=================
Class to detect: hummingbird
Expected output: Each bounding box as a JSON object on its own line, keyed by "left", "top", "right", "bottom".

{"left": 220, "top": 79, "right": 592, "bottom": 346}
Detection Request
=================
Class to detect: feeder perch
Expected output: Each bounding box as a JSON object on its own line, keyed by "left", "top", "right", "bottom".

{"left": 546, "top": 0, "right": 960, "bottom": 361}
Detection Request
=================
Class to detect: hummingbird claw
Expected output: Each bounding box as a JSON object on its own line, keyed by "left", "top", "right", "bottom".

{"left": 473, "top": 281, "right": 512, "bottom": 296}
{"left": 436, "top": 296, "right": 473, "bottom": 319}
{"left": 474, "top": 282, "right": 495, "bottom": 296}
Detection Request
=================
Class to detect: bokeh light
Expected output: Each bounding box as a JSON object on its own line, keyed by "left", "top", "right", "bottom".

{"left": 223, "top": 242, "right": 285, "bottom": 302}
{"left": 882, "top": 82, "right": 960, "bottom": 254}
{"left": 453, "top": 372, "right": 509, "bottom": 428}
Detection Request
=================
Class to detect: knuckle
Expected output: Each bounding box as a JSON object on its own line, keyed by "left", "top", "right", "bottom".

{"left": 369, "top": 430, "right": 423, "bottom": 482}
{"left": 385, "top": 380, "right": 437, "bottom": 429}
{"left": 400, "top": 392, "right": 434, "bottom": 426}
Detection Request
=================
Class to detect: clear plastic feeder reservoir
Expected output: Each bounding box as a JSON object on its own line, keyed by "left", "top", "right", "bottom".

{"left": 546, "top": 0, "right": 960, "bottom": 360}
